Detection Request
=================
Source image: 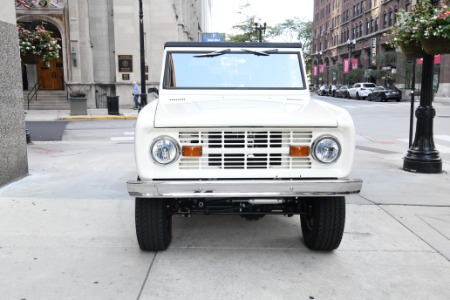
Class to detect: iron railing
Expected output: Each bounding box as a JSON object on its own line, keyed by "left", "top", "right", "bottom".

{"left": 27, "top": 77, "right": 43, "bottom": 110}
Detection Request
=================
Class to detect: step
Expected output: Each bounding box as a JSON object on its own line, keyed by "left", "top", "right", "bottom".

{"left": 23, "top": 90, "right": 69, "bottom": 110}
{"left": 25, "top": 102, "right": 70, "bottom": 110}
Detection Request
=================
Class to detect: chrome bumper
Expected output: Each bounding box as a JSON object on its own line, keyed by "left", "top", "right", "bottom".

{"left": 127, "top": 179, "right": 363, "bottom": 198}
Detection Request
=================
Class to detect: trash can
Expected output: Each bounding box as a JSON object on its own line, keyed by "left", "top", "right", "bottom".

{"left": 107, "top": 96, "right": 119, "bottom": 115}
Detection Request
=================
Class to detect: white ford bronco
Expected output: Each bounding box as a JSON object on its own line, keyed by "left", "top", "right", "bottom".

{"left": 127, "top": 42, "right": 362, "bottom": 251}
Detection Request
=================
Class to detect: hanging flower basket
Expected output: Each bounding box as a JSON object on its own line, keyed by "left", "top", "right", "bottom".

{"left": 421, "top": 37, "right": 450, "bottom": 55}
{"left": 20, "top": 54, "right": 42, "bottom": 64}
{"left": 399, "top": 42, "right": 426, "bottom": 59}
{"left": 17, "top": 24, "right": 61, "bottom": 63}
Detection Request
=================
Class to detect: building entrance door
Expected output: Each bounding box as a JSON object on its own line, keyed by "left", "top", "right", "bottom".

{"left": 37, "top": 58, "right": 64, "bottom": 90}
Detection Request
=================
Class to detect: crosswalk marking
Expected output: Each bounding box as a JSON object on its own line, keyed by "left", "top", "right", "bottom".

{"left": 434, "top": 135, "right": 450, "bottom": 142}
{"left": 110, "top": 132, "right": 135, "bottom": 143}
{"left": 342, "top": 102, "right": 410, "bottom": 110}
{"left": 111, "top": 137, "right": 134, "bottom": 141}
{"left": 398, "top": 138, "right": 450, "bottom": 153}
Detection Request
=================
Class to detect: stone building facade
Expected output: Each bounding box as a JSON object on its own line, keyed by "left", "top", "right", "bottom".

{"left": 0, "top": 1, "right": 28, "bottom": 187}
{"left": 312, "top": 0, "right": 450, "bottom": 97}
{"left": 16, "top": 0, "right": 212, "bottom": 109}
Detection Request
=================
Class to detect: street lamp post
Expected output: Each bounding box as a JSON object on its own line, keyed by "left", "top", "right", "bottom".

{"left": 315, "top": 51, "right": 322, "bottom": 87}
{"left": 347, "top": 39, "right": 356, "bottom": 85}
{"left": 254, "top": 22, "right": 266, "bottom": 42}
{"left": 138, "top": 0, "right": 147, "bottom": 109}
{"left": 403, "top": 0, "right": 442, "bottom": 173}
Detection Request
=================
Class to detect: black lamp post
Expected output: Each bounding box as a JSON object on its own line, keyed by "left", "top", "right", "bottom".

{"left": 138, "top": 0, "right": 147, "bottom": 109}
{"left": 315, "top": 51, "right": 322, "bottom": 86}
{"left": 254, "top": 22, "right": 266, "bottom": 42}
{"left": 403, "top": 1, "right": 442, "bottom": 173}
{"left": 326, "top": 66, "right": 330, "bottom": 86}
{"left": 347, "top": 39, "right": 356, "bottom": 85}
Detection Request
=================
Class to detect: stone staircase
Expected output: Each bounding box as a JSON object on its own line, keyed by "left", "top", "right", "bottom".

{"left": 23, "top": 90, "right": 70, "bottom": 110}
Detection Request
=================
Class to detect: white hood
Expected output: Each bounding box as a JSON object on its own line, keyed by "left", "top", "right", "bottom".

{"left": 154, "top": 97, "right": 339, "bottom": 128}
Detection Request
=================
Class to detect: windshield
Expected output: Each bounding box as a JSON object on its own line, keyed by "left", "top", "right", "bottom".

{"left": 163, "top": 51, "right": 306, "bottom": 89}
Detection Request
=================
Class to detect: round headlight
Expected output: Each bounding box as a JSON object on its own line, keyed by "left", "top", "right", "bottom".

{"left": 312, "top": 136, "right": 341, "bottom": 164}
{"left": 150, "top": 136, "right": 180, "bottom": 165}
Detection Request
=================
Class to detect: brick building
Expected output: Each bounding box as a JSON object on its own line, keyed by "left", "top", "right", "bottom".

{"left": 312, "top": 0, "right": 450, "bottom": 97}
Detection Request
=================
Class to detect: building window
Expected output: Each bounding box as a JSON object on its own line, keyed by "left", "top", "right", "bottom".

{"left": 388, "top": 10, "right": 393, "bottom": 26}
{"left": 383, "top": 12, "right": 387, "bottom": 27}
{"left": 375, "top": 18, "right": 379, "bottom": 31}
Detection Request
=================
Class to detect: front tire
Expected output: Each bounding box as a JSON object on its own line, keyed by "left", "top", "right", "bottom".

{"left": 135, "top": 198, "right": 172, "bottom": 251}
{"left": 300, "top": 197, "right": 345, "bottom": 251}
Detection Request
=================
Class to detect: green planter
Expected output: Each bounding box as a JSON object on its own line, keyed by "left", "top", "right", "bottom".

{"left": 21, "top": 54, "right": 42, "bottom": 64}
{"left": 422, "top": 37, "right": 450, "bottom": 55}
{"left": 70, "top": 97, "right": 87, "bottom": 115}
{"left": 400, "top": 42, "right": 426, "bottom": 59}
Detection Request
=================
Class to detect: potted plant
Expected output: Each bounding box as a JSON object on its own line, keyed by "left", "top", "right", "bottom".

{"left": 69, "top": 90, "right": 87, "bottom": 115}
{"left": 391, "top": 1, "right": 450, "bottom": 57}
{"left": 17, "top": 24, "right": 61, "bottom": 64}
{"left": 421, "top": 2, "right": 450, "bottom": 54}
{"left": 390, "top": 3, "right": 428, "bottom": 58}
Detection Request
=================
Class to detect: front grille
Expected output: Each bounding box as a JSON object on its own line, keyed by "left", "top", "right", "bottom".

{"left": 179, "top": 130, "right": 312, "bottom": 169}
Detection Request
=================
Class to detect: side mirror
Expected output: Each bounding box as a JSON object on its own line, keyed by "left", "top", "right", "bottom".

{"left": 148, "top": 87, "right": 159, "bottom": 95}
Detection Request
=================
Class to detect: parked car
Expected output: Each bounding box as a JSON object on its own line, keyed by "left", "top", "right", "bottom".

{"left": 329, "top": 85, "right": 339, "bottom": 97}
{"left": 317, "top": 85, "right": 330, "bottom": 96}
{"left": 127, "top": 42, "right": 362, "bottom": 252}
{"left": 334, "top": 86, "right": 350, "bottom": 98}
{"left": 367, "top": 86, "right": 402, "bottom": 102}
{"left": 348, "top": 82, "right": 376, "bottom": 100}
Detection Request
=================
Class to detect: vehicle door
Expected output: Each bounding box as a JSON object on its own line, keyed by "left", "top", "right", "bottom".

{"left": 349, "top": 84, "right": 359, "bottom": 98}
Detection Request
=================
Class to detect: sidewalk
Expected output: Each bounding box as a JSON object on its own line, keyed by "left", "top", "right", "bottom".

{"left": 1, "top": 136, "right": 449, "bottom": 299}
{"left": 24, "top": 108, "right": 139, "bottom": 122}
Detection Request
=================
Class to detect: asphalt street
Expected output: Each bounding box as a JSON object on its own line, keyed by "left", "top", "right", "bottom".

{"left": 1, "top": 99, "right": 450, "bottom": 299}
{"left": 26, "top": 121, "right": 69, "bottom": 141}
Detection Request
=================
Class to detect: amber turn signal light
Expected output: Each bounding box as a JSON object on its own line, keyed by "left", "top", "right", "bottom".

{"left": 289, "top": 145, "right": 310, "bottom": 157}
{"left": 182, "top": 146, "right": 203, "bottom": 157}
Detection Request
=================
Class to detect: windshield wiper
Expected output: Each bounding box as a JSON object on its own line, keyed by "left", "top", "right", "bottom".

{"left": 241, "top": 49, "right": 279, "bottom": 56}
{"left": 194, "top": 49, "right": 231, "bottom": 57}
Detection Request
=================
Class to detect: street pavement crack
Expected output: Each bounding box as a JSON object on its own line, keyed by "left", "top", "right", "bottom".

{"left": 379, "top": 205, "right": 450, "bottom": 262}
{"left": 416, "top": 214, "right": 450, "bottom": 242}
{"left": 137, "top": 252, "right": 158, "bottom": 300}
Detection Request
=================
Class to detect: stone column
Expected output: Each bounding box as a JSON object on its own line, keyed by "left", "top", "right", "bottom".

{"left": 0, "top": 2, "right": 28, "bottom": 187}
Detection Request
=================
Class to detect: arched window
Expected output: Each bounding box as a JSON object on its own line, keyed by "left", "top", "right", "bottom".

{"left": 388, "top": 9, "right": 393, "bottom": 26}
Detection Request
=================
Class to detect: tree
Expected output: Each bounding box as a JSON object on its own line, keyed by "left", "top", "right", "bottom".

{"left": 226, "top": 3, "right": 261, "bottom": 42}
{"left": 225, "top": 5, "right": 313, "bottom": 79}
{"left": 268, "top": 18, "right": 313, "bottom": 79}
{"left": 268, "top": 18, "right": 312, "bottom": 52}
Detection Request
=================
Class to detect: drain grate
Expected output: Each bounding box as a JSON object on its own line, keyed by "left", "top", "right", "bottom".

{"left": 356, "top": 145, "right": 399, "bottom": 154}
